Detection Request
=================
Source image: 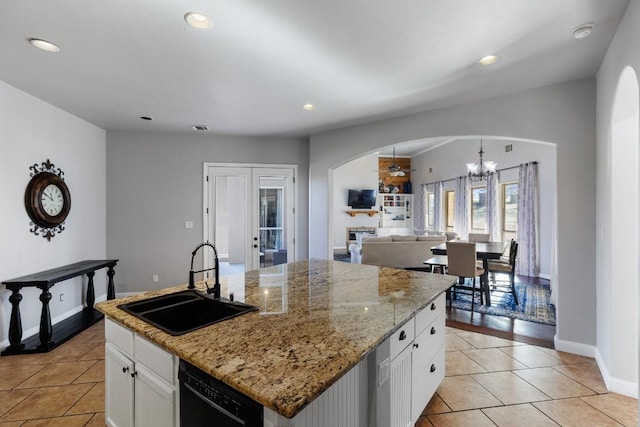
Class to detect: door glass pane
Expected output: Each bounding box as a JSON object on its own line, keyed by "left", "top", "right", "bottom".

{"left": 259, "top": 178, "right": 287, "bottom": 266}
{"left": 214, "top": 175, "right": 247, "bottom": 276}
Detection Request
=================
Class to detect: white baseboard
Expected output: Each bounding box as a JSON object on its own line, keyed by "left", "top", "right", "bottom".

{"left": 538, "top": 273, "right": 551, "bottom": 280}
{"left": 554, "top": 335, "right": 596, "bottom": 357}
{"left": 595, "top": 348, "right": 639, "bottom": 399}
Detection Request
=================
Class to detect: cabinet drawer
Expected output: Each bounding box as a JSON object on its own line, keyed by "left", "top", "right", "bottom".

{"left": 134, "top": 335, "right": 175, "bottom": 384}
{"left": 412, "top": 314, "right": 445, "bottom": 378}
{"left": 411, "top": 347, "right": 445, "bottom": 422}
{"left": 105, "top": 318, "right": 134, "bottom": 357}
{"left": 390, "top": 319, "right": 415, "bottom": 361}
{"left": 415, "top": 293, "right": 445, "bottom": 336}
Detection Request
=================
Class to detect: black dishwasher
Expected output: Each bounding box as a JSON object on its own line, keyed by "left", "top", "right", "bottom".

{"left": 179, "top": 360, "right": 263, "bottom": 426}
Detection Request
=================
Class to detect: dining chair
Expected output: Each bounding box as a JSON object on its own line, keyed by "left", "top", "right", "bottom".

{"left": 468, "top": 233, "right": 490, "bottom": 242}
{"left": 446, "top": 241, "right": 485, "bottom": 311}
{"left": 487, "top": 240, "right": 519, "bottom": 305}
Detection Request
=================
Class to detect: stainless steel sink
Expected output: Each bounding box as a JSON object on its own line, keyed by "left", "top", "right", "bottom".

{"left": 118, "top": 290, "right": 258, "bottom": 335}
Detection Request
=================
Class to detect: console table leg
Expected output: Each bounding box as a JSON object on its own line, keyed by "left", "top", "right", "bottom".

{"left": 86, "top": 271, "right": 95, "bottom": 308}
{"left": 107, "top": 266, "right": 116, "bottom": 300}
{"left": 7, "top": 287, "right": 25, "bottom": 351}
{"left": 37, "top": 288, "right": 53, "bottom": 350}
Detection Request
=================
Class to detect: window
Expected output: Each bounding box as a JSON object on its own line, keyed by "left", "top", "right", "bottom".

{"left": 426, "top": 192, "right": 435, "bottom": 230}
{"left": 445, "top": 190, "right": 455, "bottom": 231}
{"left": 502, "top": 182, "right": 518, "bottom": 241}
{"left": 259, "top": 188, "right": 284, "bottom": 250}
{"left": 471, "top": 186, "right": 487, "bottom": 231}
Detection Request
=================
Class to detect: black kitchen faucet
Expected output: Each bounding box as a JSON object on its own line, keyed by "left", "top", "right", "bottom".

{"left": 188, "top": 241, "right": 221, "bottom": 299}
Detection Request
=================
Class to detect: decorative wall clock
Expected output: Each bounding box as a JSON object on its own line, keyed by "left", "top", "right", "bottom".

{"left": 24, "top": 159, "right": 71, "bottom": 241}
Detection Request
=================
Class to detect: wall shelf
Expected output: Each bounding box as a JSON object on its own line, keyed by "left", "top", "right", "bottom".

{"left": 346, "top": 210, "right": 378, "bottom": 217}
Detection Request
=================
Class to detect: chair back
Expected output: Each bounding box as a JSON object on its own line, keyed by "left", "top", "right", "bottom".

{"left": 446, "top": 241, "right": 478, "bottom": 277}
{"left": 509, "top": 241, "right": 518, "bottom": 270}
{"left": 468, "top": 233, "right": 490, "bottom": 242}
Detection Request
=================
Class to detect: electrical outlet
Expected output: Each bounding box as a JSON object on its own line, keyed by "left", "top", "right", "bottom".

{"left": 59, "top": 294, "right": 64, "bottom": 302}
{"left": 184, "top": 220, "right": 194, "bottom": 229}
{"left": 152, "top": 274, "right": 159, "bottom": 283}
{"left": 378, "top": 357, "right": 390, "bottom": 386}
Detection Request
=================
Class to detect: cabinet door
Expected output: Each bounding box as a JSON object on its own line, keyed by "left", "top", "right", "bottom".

{"left": 134, "top": 364, "right": 176, "bottom": 427}
{"left": 390, "top": 345, "right": 413, "bottom": 427}
{"left": 106, "top": 343, "right": 135, "bottom": 427}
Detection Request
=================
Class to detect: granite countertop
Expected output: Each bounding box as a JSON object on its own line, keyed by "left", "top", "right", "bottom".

{"left": 96, "top": 259, "right": 455, "bottom": 419}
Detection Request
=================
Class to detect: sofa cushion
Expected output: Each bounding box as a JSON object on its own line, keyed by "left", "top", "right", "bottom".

{"left": 391, "top": 235, "right": 417, "bottom": 242}
{"left": 417, "top": 235, "right": 446, "bottom": 242}
{"left": 362, "top": 236, "right": 392, "bottom": 243}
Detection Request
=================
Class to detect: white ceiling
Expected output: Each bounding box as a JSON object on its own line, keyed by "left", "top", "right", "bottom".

{"left": 0, "top": 1, "right": 629, "bottom": 140}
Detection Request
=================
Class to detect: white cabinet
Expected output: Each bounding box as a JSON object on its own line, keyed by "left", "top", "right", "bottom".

{"left": 386, "top": 294, "right": 445, "bottom": 427}
{"left": 378, "top": 194, "right": 413, "bottom": 228}
{"left": 390, "top": 344, "right": 413, "bottom": 427}
{"left": 106, "top": 343, "right": 135, "bottom": 427}
{"left": 105, "top": 319, "right": 178, "bottom": 427}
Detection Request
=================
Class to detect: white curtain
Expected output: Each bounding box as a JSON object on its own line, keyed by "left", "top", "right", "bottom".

{"left": 433, "top": 181, "right": 443, "bottom": 232}
{"left": 416, "top": 184, "right": 427, "bottom": 233}
{"left": 486, "top": 172, "right": 500, "bottom": 241}
{"left": 454, "top": 176, "right": 469, "bottom": 240}
{"left": 517, "top": 162, "right": 538, "bottom": 276}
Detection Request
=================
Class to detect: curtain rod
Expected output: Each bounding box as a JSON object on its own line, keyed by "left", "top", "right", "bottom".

{"left": 420, "top": 161, "right": 538, "bottom": 187}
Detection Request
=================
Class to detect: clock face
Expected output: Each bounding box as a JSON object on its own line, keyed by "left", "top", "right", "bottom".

{"left": 41, "top": 184, "right": 64, "bottom": 216}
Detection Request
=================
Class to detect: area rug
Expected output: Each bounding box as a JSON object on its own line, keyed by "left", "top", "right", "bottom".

{"left": 334, "top": 253, "right": 351, "bottom": 263}
{"left": 450, "top": 281, "right": 556, "bottom": 326}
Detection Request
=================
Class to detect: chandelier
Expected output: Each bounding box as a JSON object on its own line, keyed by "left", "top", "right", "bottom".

{"left": 466, "top": 140, "right": 497, "bottom": 181}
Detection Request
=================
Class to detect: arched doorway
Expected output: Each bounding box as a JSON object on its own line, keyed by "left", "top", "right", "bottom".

{"left": 609, "top": 66, "right": 639, "bottom": 393}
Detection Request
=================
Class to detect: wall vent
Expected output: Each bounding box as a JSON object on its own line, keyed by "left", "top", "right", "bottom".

{"left": 505, "top": 144, "right": 513, "bottom": 152}
{"left": 191, "top": 124, "right": 209, "bottom": 131}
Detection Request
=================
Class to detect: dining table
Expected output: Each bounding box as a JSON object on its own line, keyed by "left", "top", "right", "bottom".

{"left": 429, "top": 241, "right": 509, "bottom": 306}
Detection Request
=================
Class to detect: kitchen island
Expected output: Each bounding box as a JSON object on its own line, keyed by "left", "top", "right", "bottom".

{"left": 97, "top": 259, "right": 456, "bottom": 427}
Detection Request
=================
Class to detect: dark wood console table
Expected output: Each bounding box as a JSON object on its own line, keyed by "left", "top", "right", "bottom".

{"left": 2, "top": 259, "right": 118, "bottom": 355}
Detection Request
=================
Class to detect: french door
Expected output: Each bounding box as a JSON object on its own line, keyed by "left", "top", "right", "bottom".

{"left": 203, "top": 164, "right": 296, "bottom": 277}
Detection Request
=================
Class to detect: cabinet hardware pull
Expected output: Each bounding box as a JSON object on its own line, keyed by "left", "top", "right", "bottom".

{"left": 399, "top": 330, "right": 407, "bottom": 341}
{"left": 430, "top": 364, "right": 436, "bottom": 373}
{"left": 413, "top": 343, "right": 419, "bottom": 348}
{"left": 131, "top": 371, "right": 137, "bottom": 378}
{"left": 431, "top": 327, "right": 436, "bottom": 335}
{"left": 122, "top": 367, "right": 129, "bottom": 373}
{"left": 431, "top": 302, "right": 436, "bottom": 310}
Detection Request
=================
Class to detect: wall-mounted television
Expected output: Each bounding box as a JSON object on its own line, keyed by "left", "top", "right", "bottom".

{"left": 347, "top": 189, "right": 377, "bottom": 209}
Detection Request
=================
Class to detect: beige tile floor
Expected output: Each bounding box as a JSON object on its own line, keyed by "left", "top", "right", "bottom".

{"left": 0, "top": 321, "right": 637, "bottom": 426}
{"left": 0, "top": 321, "right": 105, "bottom": 426}
{"left": 416, "top": 326, "right": 638, "bottom": 427}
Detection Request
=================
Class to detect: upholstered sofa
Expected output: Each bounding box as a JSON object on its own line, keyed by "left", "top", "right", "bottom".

{"left": 348, "top": 234, "right": 447, "bottom": 269}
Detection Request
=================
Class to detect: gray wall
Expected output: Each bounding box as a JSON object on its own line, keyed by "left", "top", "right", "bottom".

{"left": 0, "top": 80, "right": 106, "bottom": 348}
{"left": 310, "top": 79, "right": 596, "bottom": 350}
{"left": 595, "top": 0, "right": 639, "bottom": 396}
{"left": 106, "top": 131, "right": 308, "bottom": 293}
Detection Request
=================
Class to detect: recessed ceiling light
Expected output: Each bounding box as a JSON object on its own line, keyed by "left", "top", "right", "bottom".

{"left": 478, "top": 55, "right": 499, "bottom": 66}
{"left": 140, "top": 116, "right": 153, "bottom": 121}
{"left": 303, "top": 103, "right": 316, "bottom": 111}
{"left": 29, "top": 38, "right": 60, "bottom": 52}
{"left": 184, "top": 12, "right": 212, "bottom": 29}
{"left": 573, "top": 24, "right": 594, "bottom": 39}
